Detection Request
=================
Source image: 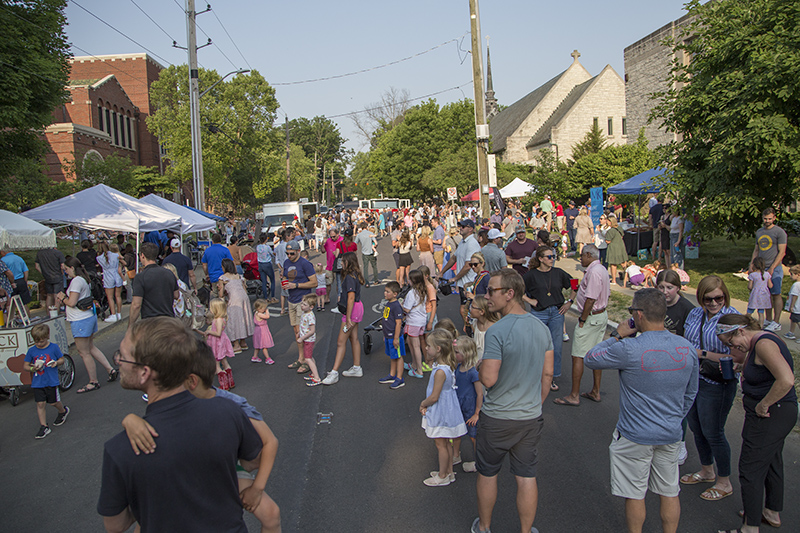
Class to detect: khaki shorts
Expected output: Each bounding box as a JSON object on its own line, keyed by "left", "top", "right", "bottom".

{"left": 609, "top": 429, "right": 680, "bottom": 499}
{"left": 288, "top": 301, "right": 303, "bottom": 326}
{"left": 433, "top": 250, "right": 444, "bottom": 265}
{"left": 572, "top": 311, "right": 608, "bottom": 358}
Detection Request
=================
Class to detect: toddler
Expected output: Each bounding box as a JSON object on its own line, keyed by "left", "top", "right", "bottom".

{"left": 315, "top": 263, "right": 328, "bottom": 310}
{"left": 297, "top": 294, "right": 322, "bottom": 386}
{"left": 747, "top": 257, "right": 772, "bottom": 328}
{"left": 452, "top": 336, "right": 482, "bottom": 473}
{"left": 199, "top": 298, "right": 236, "bottom": 390}
{"left": 784, "top": 264, "right": 800, "bottom": 341}
{"left": 24, "top": 324, "right": 69, "bottom": 439}
{"left": 251, "top": 299, "right": 275, "bottom": 364}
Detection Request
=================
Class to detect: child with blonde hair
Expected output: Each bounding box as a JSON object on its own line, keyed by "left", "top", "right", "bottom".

{"left": 297, "top": 294, "right": 322, "bottom": 386}
{"left": 251, "top": 299, "right": 274, "bottom": 364}
{"left": 199, "top": 298, "right": 236, "bottom": 390}
{"left": 469, "top": 295, "right": 499, "bottom": 358}
{"left": 420, "top": 329, "right": 467, "bottom": 487}
{"left": 747, "top": 256, "right": 773, "bottom": 328}
{"left": 433, "top": 318, "right": 458, "bottom": 340}
{"left": 315, "top": 263, "right": 328, "bottom": 310}
{"left": 452, "top": 335, "right": 482, "bottom": 473}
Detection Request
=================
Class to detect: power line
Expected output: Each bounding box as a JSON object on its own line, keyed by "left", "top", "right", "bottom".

{"left": 326, "top": 81, "right": 474, "bottom": 119}
{"left": 69, "top": 0, "right": 172, "bottom": 66}
{"left": 273, "top": 32, "right": 469, "bottom": 86}
{"left": 211, "top": 8, "right": 251, "bottom": 70}
{"left": 129, "top": 0, "right": 178, "bottom": 43}
{"left": 171, "top": 0, "right": 238, "bottom": 71}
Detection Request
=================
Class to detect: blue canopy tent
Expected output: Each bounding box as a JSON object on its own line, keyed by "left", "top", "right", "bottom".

{"left": 185, "top": 205, "right": 227, "bottom": 222}
{"left": 608, "top": 167, "right": 673, "bottom": 256}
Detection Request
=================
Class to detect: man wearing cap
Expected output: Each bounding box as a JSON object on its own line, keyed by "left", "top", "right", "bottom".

{"left": 505, "top": 225, "right": 537, "bottom": 276}
{"left": 162, "top": 239, "right": 196, "bottom": 291}
{"left": 564, "top": 200, "right": 580, "bottom": 253}
{"left": 283, "top": 241, "right": 317, "bottom": 359}
{"left": 441, "top": 219, "right": 481, "bottom": 330}
{"left": 201, "top": 234, "right": 233, "bottom": 294}
{"left": 481, "top": 228, "right": 509, "bottom": 272}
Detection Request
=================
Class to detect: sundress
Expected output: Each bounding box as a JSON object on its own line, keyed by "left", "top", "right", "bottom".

{"left": 421, "top": 365, "right": 468, "bottom": 439}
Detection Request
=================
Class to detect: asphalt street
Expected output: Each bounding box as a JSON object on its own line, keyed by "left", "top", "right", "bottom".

{"left": 1, "top": 235, "right": 798, "bottom": 532}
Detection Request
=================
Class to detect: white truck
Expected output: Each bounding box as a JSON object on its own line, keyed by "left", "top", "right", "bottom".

{"left": 258, "top": 201, "right": 318, "bottom": 235}
{"left": 358, "top": 198, "right": 410, "bottom": 212}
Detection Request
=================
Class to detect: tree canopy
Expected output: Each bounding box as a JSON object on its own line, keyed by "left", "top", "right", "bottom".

{"left": 652, "top": 0, "right": 800, "bottom": 238}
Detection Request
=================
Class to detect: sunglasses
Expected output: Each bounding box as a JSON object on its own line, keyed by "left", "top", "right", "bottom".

{"left": 542, "top": 254, "right": 555, "bottom": 259}
{"left": 469, "top": 262, "right": 481, "bottom": 267}
{"left": 486, "top": 287, "right": 509, "bottom": 296}
{"left": 627, "top": 307, "right": 643, "bottom": 314}
{"left": 703, "top": 295, "right": 725, "bottom": 305}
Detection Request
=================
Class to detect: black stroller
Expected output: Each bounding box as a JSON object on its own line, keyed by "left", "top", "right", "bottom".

{"left": 361, "top": 284, "right": 412, "bottom": 355}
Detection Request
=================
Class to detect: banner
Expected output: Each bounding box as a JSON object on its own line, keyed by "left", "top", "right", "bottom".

{"left": 590, "top": 187, "right": 603, "bottom": 226}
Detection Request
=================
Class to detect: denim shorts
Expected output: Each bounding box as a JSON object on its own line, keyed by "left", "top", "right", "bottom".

{"left": 69, "top": 314, "right": 98, "bottom": 338}
{"left": 770, "top": 265, "right": 783, "bottom": 295}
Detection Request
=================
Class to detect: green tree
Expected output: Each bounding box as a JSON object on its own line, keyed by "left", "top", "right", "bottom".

{"left": 568, "top": 131, "right": 656, "bottom": 197}
{"left": 570, "top": 123, "right": 607, "bottom": 162}
{"left": 652, "top": 0, "right": 800, "bottom": 238}
{"left": 526, "top": 149, "right": 577, "bottom": 202}
{"left": 133, "top": 166, "right": 175, "bottom": 196}
{"left": 63, "top": 152, "right": 139, "bottom": 196}
{"left": 0, "top": 0, "right": 70, "bottom": 199}
{"left": 0, "top": 158, "right": 72, "bottom": 212}
{"left": 349, "top": 151, "right": 381, "bottom": 200}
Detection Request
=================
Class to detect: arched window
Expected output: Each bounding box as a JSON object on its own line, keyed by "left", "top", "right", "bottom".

{"left": 126, "top": 114, "right": 133, "bottom": 149}
{"left": 97, "top": 102, "right": 104, "bottom": 132}
{"left": 119, "top": 108, "right": 125, "bottom": 147}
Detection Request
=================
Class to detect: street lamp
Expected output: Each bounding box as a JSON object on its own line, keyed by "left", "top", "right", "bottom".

{"left": 200, "top": 68, "right": 249, "bottom": 98}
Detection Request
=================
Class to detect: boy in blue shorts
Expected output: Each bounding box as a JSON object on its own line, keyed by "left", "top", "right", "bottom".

{"left": 24, "top": 324, "right": 69, "bottom": 439}
{"left": 378, "top": 281, "right": 406, "bottom": 389}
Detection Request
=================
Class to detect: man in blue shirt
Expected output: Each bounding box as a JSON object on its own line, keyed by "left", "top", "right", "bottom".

{"left": 0, "top": 250, "right": 31, "bottom": 304}
{"left": 201, "top": 233, "right": 233, "bottom": 291}
{"left": 283, "top": 241, "right": 317, "bottom": 364}
{"left": 162, "top": 239, "right": 196, "bottom": 290}
{"left": 431, "top": 217, "right": 446, "bottom": 274}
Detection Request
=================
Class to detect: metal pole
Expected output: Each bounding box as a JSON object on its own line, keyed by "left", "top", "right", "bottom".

{"left": 186, "top": 0, "right": 205, "bottom": 210}
{"left": 285, "top": 116, "right": 291, "bottom": 201}
{"left": 469, "top": 0, "right": 491, "bottom": 219}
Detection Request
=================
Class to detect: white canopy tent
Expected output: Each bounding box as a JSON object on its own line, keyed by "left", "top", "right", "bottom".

{"left": 499, "top": 178, "right": 536, "bottom": 198}
{"left": 0, "top": 209, "right": 56, "bottom": 251}
{"left": 139, "top": 194, "right": 217, "bottom": 234}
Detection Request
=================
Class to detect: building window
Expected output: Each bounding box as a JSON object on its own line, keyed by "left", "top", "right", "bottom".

{"left": 113, "top": 112, "right": 119, "bottom": 145}
{"left": 105, "top": 109, "right": 111, "bottom": 136}
{"left": 622, "top": 117, "right": 627, "bottom": 136}
{"left": 97, "top": 105, "right": 103, "bottom": 132}
{"left": 593, "top": 117, "right": 598, "bottom": 130}
{"left": 126, "top": 116, "right": 133, "bottom": 149}
{"left": 119, "top": 112, "right": 125, "bottom": 147}
{"left": 607, "top": 118, "right": 613, "bottom": 136}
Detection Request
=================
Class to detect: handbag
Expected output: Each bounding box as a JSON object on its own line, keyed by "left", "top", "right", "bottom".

{"left": 76, "top": 297, "right": 94, "bottom": 311}
{"left": 333, "top": 241, "right": 345, "bottom": 272}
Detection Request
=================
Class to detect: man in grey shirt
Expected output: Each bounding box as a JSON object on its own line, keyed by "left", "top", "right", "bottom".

{"left": 355, "top": 222, "right": 378, "bottom": 286}
{"left": 431, "top": 217, "right": 446, "bottom": 274}
{"left": 750, "top": 207, "right": 787, "bottom": 331}
{"left": 585, "top": 288, "right": 698, "bottom": 533}
{"left": 472, "top": 269, "right": 553, "bottom": 533}
{"left": 481, "top": 228, "right": 508, "bottom": 272}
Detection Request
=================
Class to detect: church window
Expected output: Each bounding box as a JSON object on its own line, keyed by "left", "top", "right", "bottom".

{"left": 105, "top": 109, "right": 111, "bottom": 136}
{"left": 97, "top": 105, "right": 103, "bottom": 132}
{"left": 607, "top": 118, "right": 613, "bottom": 135}
{"left": 113, "top": 112, "right": 119, "bottom": 145}
{"left": 622, "top": 117, "right": 627, "bottom": 136}
{"left": 126, "top": 116, "right": 133, "bottom": 149}
{"left": 119, "top": 110, "right": 125, "bottom": 147}
{"left": 593, "top": 117, "right": 598, "bottom": 130}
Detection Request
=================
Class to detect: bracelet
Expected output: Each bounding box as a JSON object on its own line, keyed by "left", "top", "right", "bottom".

{"left": 701, "top": 350, "right": 707, "bottom": 360}
{"left": 579, "top": 318, "right": 586, "bottom": 324}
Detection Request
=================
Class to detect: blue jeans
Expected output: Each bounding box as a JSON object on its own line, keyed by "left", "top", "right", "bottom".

{"left": 686, "top": 378, "right": 737, "bottom": 477}
{"left": 258, "top": 262, "right": 275, "bottom": 299}
{"left": 568, "top": 228, "right": 577, "bottom": 252}
{"left": 529, "top": 306, "right": 564, "bottom": 378}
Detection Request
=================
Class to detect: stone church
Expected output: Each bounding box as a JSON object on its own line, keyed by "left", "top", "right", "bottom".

{"left": 487, "top": 50, "right": 627, "bottom": 165}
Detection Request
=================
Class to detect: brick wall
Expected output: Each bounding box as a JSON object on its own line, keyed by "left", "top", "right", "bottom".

{"left": 43, "top": 124, "right": 122, "bottom": 182}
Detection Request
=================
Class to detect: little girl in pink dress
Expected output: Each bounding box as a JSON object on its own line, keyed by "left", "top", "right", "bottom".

{"left": 251, "top": 299, "right": 275, "bottom": 364}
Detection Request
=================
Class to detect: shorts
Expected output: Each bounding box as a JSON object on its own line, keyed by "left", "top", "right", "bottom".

{"left": 288, "top": 301, "right": 303, "bottom": 326}
{"left": 460, "top": 405, "right": 478, "bottom": 438}
{"left": 770, "top": 265, "right": 783, "bottom": 295}
{"left": 476, "top": 412, "right": 543, "bottom": 478}
{"left": 790, "top": 312, "right": 800, "bottom": 323}
{"left": 572, "top": 311, "right": 607, "bottom": 358}
{"left": 384, "top": 337, "right": 406, "bottom": 359}
{"left": 315, "top": 288, "right": 327, "bottom": 297}
{"left": 33, "top": 386, "right": 60, "bottom": 404}
{"left": 433, "top": 250, "right": 444, "bottom": 265}
{"left": 629, "top": 273, "right": 645, "bottom": 286}
{"left": 303, "top": 341, "right": 315, "bottom": 359}
{"left": 45, "top": 280, "right": 63, "bottom": 295}
{"left": 609, "top": 429, "right": 681, "bottom": 499}
{"left": 69, "top": 314, "right": 98, "bottom": 338}
{"left": 404, "top": 324, "right": 425, "bottom": 337}
{"left": 235, "top": 460, "right": 258, "bottom": 480}
{"left": 341, "top": 300, "right": 364, "bottom": 323}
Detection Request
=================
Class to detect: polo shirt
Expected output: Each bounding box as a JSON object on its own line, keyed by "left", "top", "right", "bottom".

{"left": 97, "top": 391, "right": 261, "bottom": 532}
{"left": 480, "top": 243, "right": 508, "bottom": 272}
{"left": 454, "top": 234, "right": 480, "bottom": 288}
{"left": 202, "top": 243, "right": 234, "bottom": 283}
{"left": 2, "top": 252, "right": 28, "bottom": 280}
{"left": 283, "top": 256, "right": 315, "bottom": 304}
{"left": 161, "top": 252, "right": 193, "bottom": 287}
{"left": 132, "top": 264, "right": 178, "bottom": 319}
{"left": 432, "top": 225, "right": 446, "bottom": 252}
{"left": 575, "top": 260, "right": 610, "bottom": 312}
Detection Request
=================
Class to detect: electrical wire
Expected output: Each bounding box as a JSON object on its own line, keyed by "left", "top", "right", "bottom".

{"left": 211, "top": 8, "right": 251, "bottom": 70}
{"left": 171, "top": 0, "right": 239, "bottom": 71}
{"left": 129, "top": 0, "right": 178, "bottom": 43}
{"left": 325, "top": 81, "right": 474, "bottom": 119}
{"left": 273, "top": 32, "right": 469, "bottom": 86}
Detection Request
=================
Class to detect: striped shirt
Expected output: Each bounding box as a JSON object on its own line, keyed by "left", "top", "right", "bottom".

{"left": 683, "top": 305, "right": 740, "bottom": 354}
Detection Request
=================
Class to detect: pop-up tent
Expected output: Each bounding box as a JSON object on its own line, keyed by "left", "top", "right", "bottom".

{"left": 186, "top": 205, "right": 226, "bottom": 222}
{"left": 608, "top": 167, "right": 672, "bottom": 195}
{"left": 0, "top": 209, "right": 56, "bottom": 251}
{"left": 499, "top": 177, "right": 535, "bottom": 198}
{"left": 139, "top": 194, "right": 217, "bottom": 233}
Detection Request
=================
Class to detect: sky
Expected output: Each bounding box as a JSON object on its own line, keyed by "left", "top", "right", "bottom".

{"left": 63, "top": 0, "right": 691, "bottom": 155}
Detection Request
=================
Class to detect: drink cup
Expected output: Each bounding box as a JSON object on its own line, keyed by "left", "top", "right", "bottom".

{"left": 281, "top": 279, "right": 290, "bottom": 289}
{"left": 720, "top": 356, "right": 735, "bottom": 381}
{"left": 570, "top": 278, "right": 579, "bottom": 291}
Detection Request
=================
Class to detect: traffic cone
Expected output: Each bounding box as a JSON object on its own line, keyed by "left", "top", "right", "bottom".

{"left": 226, "top": 368, "right": 235, "bottom": 389}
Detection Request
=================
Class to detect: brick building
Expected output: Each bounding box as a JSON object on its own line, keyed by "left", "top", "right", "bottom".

{"left": 43, "top": 53, "right": 164, "bottom": 182}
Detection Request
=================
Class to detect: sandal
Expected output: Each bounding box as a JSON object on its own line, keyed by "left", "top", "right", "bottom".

{"left": 107, "top": 369, "right": 119, "bottom": 382}
{"left": 77, "top": 382, "right": 101, "bottom": 394}
{"left": 296, "top": 363, "right": 310, "bottom": 374}
{"left": 550, "top": 381, "right": 559, "bottom": 391}
{"left": 680, "top": 472, "right": 715, "bottom": 485}
{"left": 287, "top": 360, "right": 301, "bottom": 369}
{"left": 701, "top": 487, "right": 733, "bottom": 501}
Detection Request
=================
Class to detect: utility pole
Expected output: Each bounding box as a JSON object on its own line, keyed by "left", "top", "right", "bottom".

{"left": 469, "top": 0, "right": 491, "bottom": 219}
{"left": 185, "top": 0, "right": 209, "bottom": 211}
{"left": 285, "top": 116, "right": 291, "bottom": 201}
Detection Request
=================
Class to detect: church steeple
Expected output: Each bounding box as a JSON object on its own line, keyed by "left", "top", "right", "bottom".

{"left": 485, "top": 40, "right": 499, "bottom": 120}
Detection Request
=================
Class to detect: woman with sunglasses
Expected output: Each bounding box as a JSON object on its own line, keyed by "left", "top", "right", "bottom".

{"left": 464, "top": 253, "right": 489, "bottom": 299}
{"left": 681, "top": 275, "right": 739, "bottom": 501}
{"left": 714, "top": 314, "right": 796, "bottom": 533}
{"left": 521, "top": 246, "right": 576, "bottom": 391}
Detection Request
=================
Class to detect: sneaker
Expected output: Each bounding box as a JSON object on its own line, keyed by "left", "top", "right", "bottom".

{"left": 251, "top": 356, "right": 263, "bottom": 363}
{"left": 562, "top": 332, "right": 570, "bottom": 342}
{"left": 390, "top": 378, "right": 405, "bottom": 389}
{"left": 678, "top": 441, "right": 688, "bottom": 466}
{"left": 306, "top": 378, "right": 322, "bottom": 387}
{"left": 264, "top": 357, "right": 275, "bottom": 365}
{"left": 379, "top": 374, "right": 396, "bottom": 384}
{"left": 452, "top": 454, "right": 462, "bottom": 465}
{"left": 53, "top": 406, "right": 70, "bottom": 426}
{"left": 429, "top": 470, "right": 456, "bottom": 482}
{"left": 421, "top": 362, "right": 432, "bottom": 372}
{"left": 104, "top": 315, "right": 118, "bottom": 323}
{"left": 784, "top": 332, "right": 796, "bottom": 339}
{"left": 409, "top": 368, "right": 423, "bottom": 379}
{"left": 765, "top": 321, "right": 782, "bottom": 332}
{"left": 471, "top": 517, "right": 491, "bottom": 533}
{"left": 423, "top": 474, "right": 452, "bottom": 487}
{"left": 35, "top": 425, "right": 51, "bottom": 439}
{"left": 116, "top": 313, "right": 122, "bottom": 321}
{"left": 331, "top": 307, "right": 341, "bottom": 314}
{"left": 403, "top": 362, "right": 412, "bottom": 371}
{"left": 462, "top": 461, "right": 477, "bottom": 472}
{"left": 321, "top": 370, "right": 339, "bottom": 385}
{"left": 342, "top": 365, "right": 363, "bottom": 377}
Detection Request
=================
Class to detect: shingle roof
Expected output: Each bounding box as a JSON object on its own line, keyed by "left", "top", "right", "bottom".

{"left": 488, "top": 70, "right": 566, "bottom": 153}
{"left": 68, "top": 79, "right": 101, "bottom": 87}
{"left": 526, "top": 74, "right": 596, "bottom": 148}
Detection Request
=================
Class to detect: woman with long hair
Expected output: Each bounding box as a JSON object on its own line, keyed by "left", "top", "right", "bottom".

{"left": 217, "top": 258, "right": 254, "bottom": 353}
{"left": 574, "top": 207, "right": 594, "bottom": 255}
{"left": 416, "top": 225, "right": 435, "bottom": 273}
{"left": 594, "top": 213, "right": 609, "bottom": 266}
{"left": 95, "top": 242, "right": 125, "bottom": 322}
{"left": 322, "top": 252, "right": 365, "bottom": 385}
{"left": 403, "top": 269, "right": 429, "bottom": 378}
{"left": 57, "top": 257, "right": 116, "bottom": 393}
{"left": 681, "top": 275, "right": 739, "bottom": 502}
{"left": 604, "top": 215, "right": 627, "bottom": 285}
{"left": 398, "top": 230, "right": 413, "bottom": 285}
{"left": 333, "top": 228, "right": 357, "bottom": 303}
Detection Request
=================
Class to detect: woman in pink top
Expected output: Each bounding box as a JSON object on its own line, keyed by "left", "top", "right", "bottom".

{"left": 323, "top": 228, "right": 342, "bottom": 272}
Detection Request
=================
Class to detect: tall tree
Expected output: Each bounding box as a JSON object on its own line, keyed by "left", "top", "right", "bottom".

{"left": 0, "top": 0, "right": 70, "bottom": 205}
{"left": 568, "top": 130, "right": 656, "bottom": 197}
{"left": 351, "top": 87, "right": 411, "bottom": 150}
{"left": 570, "top": 123, "right": 607, "bottom": 162}
{"left": 652, "top": 0, "right": 800, "bottom": 238}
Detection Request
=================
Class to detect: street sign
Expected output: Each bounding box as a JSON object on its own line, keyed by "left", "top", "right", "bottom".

{"left": 447, "top": 187, "right": 458, "bottom": 201}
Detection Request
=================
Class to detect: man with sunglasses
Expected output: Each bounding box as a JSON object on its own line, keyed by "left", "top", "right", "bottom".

{"left": 440, "top": 219, "right": 481, "bottom": 331}
{"left": 283, "top": 241, "right": 317, "bottom": 360}
{"left": 584, "top": 289, "right": 698, "bottom": 533}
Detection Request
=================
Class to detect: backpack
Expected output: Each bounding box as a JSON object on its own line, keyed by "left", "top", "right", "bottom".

{"left": 177, "top": 286, "right": 206, "bottom": 330}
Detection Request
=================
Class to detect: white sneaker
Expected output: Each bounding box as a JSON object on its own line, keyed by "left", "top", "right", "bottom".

{"left": 116, "top": 313, "right": 122, "bottom": 321}
{"left": 462, "top": 461, "right": 477, "bottom": 472}
{"left": 562, "top": 332, "right": 570, "bottom": 342}
{"left": 342, "top": 365, "right": 363, "bottom": 377}
{"left": 104, "top": 315, "right": 118, "bottom": 323}
{"left": 764, "top": 321, "right": 782, "bottom": 332}
{"left": 678, "top": 442, "right": 688, "bottom": 465}
{"left": 331, "top": 308, "right": 341, "bottom": 314}
{"left": 322, "top": 370, "right": 339, "bottom": 385}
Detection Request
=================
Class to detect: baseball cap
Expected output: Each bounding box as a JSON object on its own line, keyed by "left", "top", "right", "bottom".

{"left": 487, "top": 228, "right": 503, "bottom": 240}
{"left": 170, "top": 238, "right": 181, "bottom": 249}
{"left": 458, "top": 219, "right": 475, "bottom": 228}
{"left": 286, "top": 241, "right": 300, "bottom": 251}
{"left": 515, "top": 224, "right": 527, "bottom": 234}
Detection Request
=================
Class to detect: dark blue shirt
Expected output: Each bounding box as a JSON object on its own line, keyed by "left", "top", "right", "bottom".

{"left": 202, "top": 244, "right": 234, "bottom": 283}
{"left": 283, "top": 257, "right": 315, "bottom": 304}
{"left": 162, "top": 252, "right": 194, "bottom": 287}
{"left": 382, "top": 300, "right": 404, "bottom": 339}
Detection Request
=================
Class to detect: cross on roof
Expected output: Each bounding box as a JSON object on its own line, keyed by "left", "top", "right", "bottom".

{"left": 571, "top": 50, "right": 581, "bottom": 61}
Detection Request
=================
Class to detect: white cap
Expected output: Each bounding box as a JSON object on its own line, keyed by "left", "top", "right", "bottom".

{"left": 170, "top": 238, "right": 181, "bottom": 249}
{"left": 487, "top": 228, "right": 503, "bottom": 240}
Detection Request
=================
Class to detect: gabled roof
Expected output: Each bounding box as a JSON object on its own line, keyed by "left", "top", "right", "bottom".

{"left": 488, "top": 70, "right": 567, "bottom": 153}
{"left": 525, "top": 74, "right": 596, "bottom": 148}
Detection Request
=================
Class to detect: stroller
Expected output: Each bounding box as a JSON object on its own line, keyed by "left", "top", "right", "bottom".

{"left": 361, "top": 284, "right": 412, "bottom": 355}
{"left": 241, "top": 252, "right": 266, "bottom": 297}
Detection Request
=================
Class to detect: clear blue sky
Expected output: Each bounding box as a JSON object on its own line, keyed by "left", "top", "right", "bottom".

{"left": 64, "top": 0, "right": 690, "bottom": 154}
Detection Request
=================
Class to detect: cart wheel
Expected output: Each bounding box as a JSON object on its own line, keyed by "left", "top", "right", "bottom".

{"left": 59, "top": 354, "right": 75, "bottom": 392}
{"left": 10, "top": 388, "right": 20, "bottom": 406}
{"left": 363, "top": 332, "right": 373, "bottom": 355}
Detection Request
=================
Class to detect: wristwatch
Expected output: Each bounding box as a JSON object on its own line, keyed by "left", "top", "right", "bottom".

{"left": 700, "top": 350, "right": 707, "bottom": 360}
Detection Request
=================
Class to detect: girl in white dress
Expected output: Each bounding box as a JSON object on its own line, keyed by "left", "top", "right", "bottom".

{"left": 95, "top": 242, "right": 124, "bottom": 322}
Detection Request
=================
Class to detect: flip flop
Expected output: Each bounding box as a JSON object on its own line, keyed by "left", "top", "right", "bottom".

{"left": 550, "top": 381, "right": 559, "bottom": 391}
{"left": 680, "top": 472, "right": 716, "bottom": 485}
{"left": 701, "top": 487, "right": 733, "bottom": 501}
{"left": 77, "top": 382, "right": 101, "bottom": 394}
{"left": 738, "top": 510, "right": 781, "bottom": 528}
{"left": 553, "top": 397, "right": 579, "bottom": 406}
{"left": 580, "top": 392, "right": 601, "bottom": 403}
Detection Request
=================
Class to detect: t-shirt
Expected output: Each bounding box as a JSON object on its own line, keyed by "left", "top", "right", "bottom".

{"left": 625, "top": 264, "right": 642, "bottom": 278}
{"left": 162, "top": 252, "right": 194, "bottom": 287}
{"left": 299, "top": 311, "right": 316, "bottom": 343}
{"left": 402, "top": 288, "right": 427, "bottom": 327}
{"left": 481, "top": 312, "right": 553, "bottom": 420}
{"left": 76, "top": 250, "right": 98, "bottom": 274}
{"left": 540, "top": 199, "right": 553, "bottom": 213}
{"left": 201, "top": 244, "right": 234, "bottom": 283}
{"left": 472, "top": 271, "right": 490, "bottom": 296}
{"left": 564, "top": 208, "right": 579, "bottom": 230}
{"left": 432, "top": 225, "right": 446, "bottom": 252}
{"left": 65, "top": 276, "right": 94, "bottom": 322}
{"left": 664, "top": 295, "right": 695, "bottom": 337}
{"left": 35, "top": 248, "right": 66, "bottom": 283}
{"left": 454, "top": 235, "right": 480, "bottom": 288}
{"left": 585, "top": 331, "right": 699, "bottom": 445}
{"left": 789, "top": 281, "right": 800, "bottom": 314}
{"left": 522, "top": 267, "right": 572, "bottom": 310}
{"left": 455, "top": 364, "right": 480, "bottom": 414}
{"left": 756, "top": 224, "right": 787, "bottom": 267}
{"left": 355, "top": 230, "right": 374, "bottom": 255}
{"left": 132, "top": 264, "right": 178, "bottom": 319}
{"left": 382, "top": 300, "right": 404, "bottom": 339}
{"left": 649, "top": 202, "right": 664, "bottom": 228}
{"left": 213, "top": 388, "right": 263, "bottom": 422}
{"left": 480, "top": 243, "right": 508, "bottom": 272}
{"left": 338, "top": 274, "right": 362, "bottom": 308}
{"left": 283, "top": 257, "right": 315, "bottom": 304}
{"left": 25, "top": 343, "right": 63, "bottom": 388}
{"left": 505, "top": 238, "right": 537, "bottom": 275}
{"left": 97, "top": 391, "right": 261, "bottom": 533}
